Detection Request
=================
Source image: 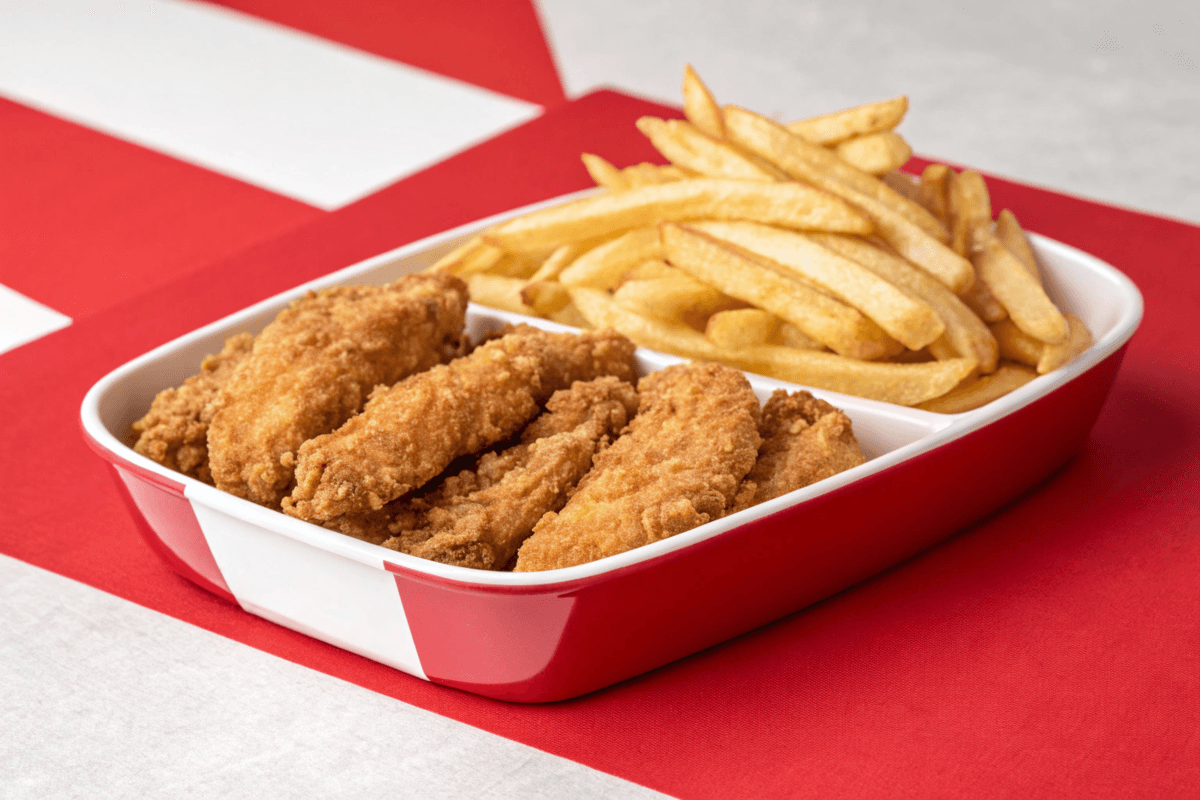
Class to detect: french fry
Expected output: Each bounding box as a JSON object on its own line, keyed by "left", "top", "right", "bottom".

{"left": 778, "top": 322, "right": 826, "bottom": 350}
{"left": 612, "top": 275, "right": 740, "bottom": 324}
{"left": 834, "top": 131, "right": 913, "bottom": 175}
{"left": 621, "top": 162, "right": 690, "bottom": 187}
{"left": 1038, "top": 314, "right": 1092, "bottom": 373}
{"left": 570, "top": 288, "right": 975, "bottom": 406}
{"left": 581, "top": 153, "right": 629, "bottom": 190}
{"left": 786, "top": 96, "right": 909, "bottom": 146}
{"left": 722, "top": 108, "right": 971, "bottom": 293}
{"left": 519, "top": 280, "right": 572, "bottom": 316}
{"left": 618, "top": 258, "right": 678, "bottom": 284}
{"left": 726, "top": 105, "right": 949, "bottom": 243}
{"left": 916, "top": 363, "right": 1037, "bottom": 414}
{"left": 682, "top": 64, "right": 725, "bottom": 140}
{"left": 636, "top": 117, "right": 781, "bottom": 181}
{"left": 427, "top": 236, "right": 483, "bottom": 274}
{"left": 548, "top": 301, "right": 591, "bottom": 329}
{"left": 686, "top": 221, "right": 945, "bottom": 350}
{"left": 661, "top": 223, "right": 897, "bottom": 359}
{"left": 453, "top": 241, "right": 506, "bottom": 276}
{"left": 808, "top": 233, "right": 999, "bottom": 373}
{"left": 706, "top": 308, "right": 782, "bottom": 348}
{"left": 918, "top": 164, "right": 952, "bottom": 226}
{"left": 559, "top": 227, "right": 662, "bottom": 289}
{"left": 882, "top": 170, "right": 921, "bottom": 203}
{"left": 991, "top": 318, "right": 1042, "bottom": 367}
{"left": 995, "top": 315, "right": 1092, "bottom": 374}
{"left": 960, "top": 278, "right": 1008, "bottom": 322}
{"left": 466, "top": 273, "right": 533, "bottom": 316}
{"left": 926, "top": 335, "right": 959, "bottom": 360}
{"left": 949, "top": 169, "right": 992, "bottom": 256}
{"left": 996, "top": 209, "right": 1043, "bottom": 285}
{"left": 971, "top": 227, "right": 1068, "bottom": 344}
{"left": 483, "top": 178, "right": 872, "bottom": 253}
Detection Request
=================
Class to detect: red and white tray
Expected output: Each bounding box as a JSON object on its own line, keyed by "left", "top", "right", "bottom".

{"left": 80, "top": 197, "right": 1142, "bottom": 702}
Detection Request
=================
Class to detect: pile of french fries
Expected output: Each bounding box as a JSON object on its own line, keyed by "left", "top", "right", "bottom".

{"left": 428, "top": 66, "right": 1092, "bottom": 413}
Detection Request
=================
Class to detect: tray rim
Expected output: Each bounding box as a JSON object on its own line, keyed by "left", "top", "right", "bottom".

{"left": 80, "top": 192, "right": 1144, "bottom": 591}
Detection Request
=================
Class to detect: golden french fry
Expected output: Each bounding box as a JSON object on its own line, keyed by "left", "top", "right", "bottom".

{"left": 612, "top": 275, "right": 740, "bottom": 325}
{"left": 618, "top": 258, "right": 678, "bottom": 285}
{"left": 778, "top": 322, "right": 826, "bottom": 350}
{"left": 882, "top": 170, "right": 921, "bottom": 202}
{"left": 927, "top": 334, "right": 959, "bottom": 361}
{"left": 687, "top": 221, "right": 944, "bottom": 350}
{"left": 519, "top": 280, "right": 571, "bottom": 315}
{"left": 808, "top": 233, "right": 999, "bottom": 374}
{"left": 726, "top": 106, "right": 948, "bottom": 243}
{"left": 427, "top": 236, "right": 481, "bottom": 274}
{"left": 619, "top": 163, "right": 690, "bottom": 187}
{"left": 570, "top": 287, "right": 974, "bottom": 405}
{"left": 960, "top": 278, "right": 1008, "bottom": 323}
{"left": 581, "top": 153, "right": 629, "bottom": 190}
{"left": 467, "top": 273, "right": 534, "bottom": 316}
{"left": 661, "top": 223, "right": 897, "bottom": 360}
{"left": 547, "top": 301, "right": 591, "bottom": 329}
{"left": 682, "top": 64, "right": 725, "bottom": 140}
{"left": 425, "top": 236, "right": 504, "bottom": 275}
{"left": 972, "top": 227, "right": 1068, "bottom": 344}
{"left": 916, "top": 363, "right": 1037, "bottom": 413}
{"left": 991, "top": 318, "right": 1042, "bottom": 367}
{"left": 834, "top": 131, "right": 913, "bottom": 175}
{"left": 483, "top": 178, "right": 871, "bottom": 253}
{"left": 786, "top": 96, "right": 909, "bottom": 146}
{"left": 949, "top": 169, "right": 992, "bottom": 256}
{"left": 636, "top": 117, "right": 780, "bottom": 181}
{"left": 705, "top": 308, "right": 782, "bottom": 348}
{"left": 996, "top": 209, "right": 1042, "bottom": 285}
{"left": 1037, "top": 313, "right": 1092, "bottom": 374}
{"left": 559, "top": 227, "right": 662, "bottom": 289}
{"left": 918, "top": 164, "right": 952, "bottom": 226}
{"left": 453, "top": 242, "right": 506, "bottom": 276}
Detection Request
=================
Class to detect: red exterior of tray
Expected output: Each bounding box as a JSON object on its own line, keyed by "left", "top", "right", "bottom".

{"left": 390, "top": 345, "right": 1127, "bottom": 702}
{"left": 81, "top": 427, "right": 236, "bottom": 604}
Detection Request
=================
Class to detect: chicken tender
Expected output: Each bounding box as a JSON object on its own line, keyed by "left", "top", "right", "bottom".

{"left": 131, "top": 332, "right": 254, "bottom": 483}
{"left": 207, "top": 274, "right": 468, "bottom": 507}
{"left": 323, "top": 376, "right": 639, "bottom": 545}
{"left": 730, "top": 389, "right": 866, "bottom": 513}
{"left": 383, "top": 377, "right": 639, "bottom": 570}
{"left": 514, "top": 362, "right": 761, "bottom": 572}
{"left": 284, "top": 327, "right": 638, "bottom": 523}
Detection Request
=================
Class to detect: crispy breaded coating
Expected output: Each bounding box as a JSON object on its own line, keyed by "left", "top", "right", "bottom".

{"left": 130, "top": 333, "right": 254, "bottom": 483}
{"left": 730, "top": 389, "right": 866, "bottom": 513}
{"left": 382, "top": 377, "right": 639, "bottom": 570}
{"left": 514, "top": 362, "right": 761, "bottom": 572}
{"left": 207, "top": 274, "right": 468, "bottom": 508}
{"left": 284, "top": 327, "right": 638, "bottom": 523}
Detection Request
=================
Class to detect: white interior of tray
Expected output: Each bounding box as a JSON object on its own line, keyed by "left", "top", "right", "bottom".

{"left": 83, "top": 194, "right": 1142, "bottom": 587}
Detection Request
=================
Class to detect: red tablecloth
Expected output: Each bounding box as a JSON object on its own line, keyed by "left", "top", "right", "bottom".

{"left": 2, "top": 90, "right": 1197, "bottom": 798}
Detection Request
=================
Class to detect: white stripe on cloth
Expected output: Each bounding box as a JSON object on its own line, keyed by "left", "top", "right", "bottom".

{"left": 0, "top": 285, "right": 72, "bottom": 356}
{"left": 0, "top": 554, "right": 665, "bottom": 799}
{"left": 0, "top": 0, "right": 541, "bottom": 210}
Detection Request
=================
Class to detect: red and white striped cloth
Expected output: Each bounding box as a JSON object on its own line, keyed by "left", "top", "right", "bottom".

{"left": 2, "top": 2, "right": 1199, "bottom": 797}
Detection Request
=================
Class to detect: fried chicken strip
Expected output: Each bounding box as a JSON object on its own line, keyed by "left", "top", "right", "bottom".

{"left": 730, "top": 389, "right": 867, "bottom": 513}
{"left": 207, "top": 274, "right": 468, "bottom": 507}
{"left": 323, "top": 376, "right": 639, "bottom": 545}
{"left": 381, "top": 377, "right": 639, "bottom": 570}
{"left": 131, "top": 332, "right": 254, "bottom": 484}
{"left": 284, "top": 327, "right": 638, "bottom": 522}
{"left": 514, "top": 362, "right": 761, "bottom": 572}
